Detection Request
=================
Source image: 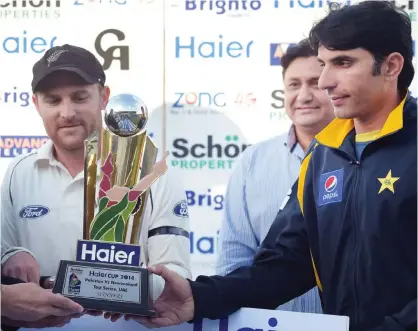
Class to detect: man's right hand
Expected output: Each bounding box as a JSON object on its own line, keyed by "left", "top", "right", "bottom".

{"left": 1, "top": 282, "right": 84, "bottom": 321}
{"left": 2, "top": 252, "right": 40, "bottom": 284}
{"left": 125, "top": 265, "right": 195, "bottom": 328}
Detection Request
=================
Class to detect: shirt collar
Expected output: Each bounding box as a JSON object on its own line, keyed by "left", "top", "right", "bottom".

{"left": 285, "top": 124, "right": 298, "bottom": 151}
{"left": 284, "top": 124, "right": 305, "bottom": 160}
{"left": 315, "top": 94, "right": 408, "bottom": 148}
{"left": 35, "top": 139, "right": 58, "bottom": 166}
{"left": 35, "top": 139, "right": 100, "bottom": 179}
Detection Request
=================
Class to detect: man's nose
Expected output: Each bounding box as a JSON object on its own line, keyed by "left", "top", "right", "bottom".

{"left": 296, "top": 84, "right": 314, "bottom": 103}
{"left": 318, "top": 66, "right": 337, "bottom": 91}
{"left": 59, "top": 102, "right": 76, "bottom": 120}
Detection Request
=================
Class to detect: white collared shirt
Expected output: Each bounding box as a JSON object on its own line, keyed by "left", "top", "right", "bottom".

{"left": 1, "top": 140, "right": 191, "bottom": 299}
{"left": 216, "top": 125, "right": 322, "bottom": 313}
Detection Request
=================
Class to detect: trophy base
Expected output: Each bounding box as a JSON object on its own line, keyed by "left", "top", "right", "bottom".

{"left": 52, "top": 260, "right": 157, "bottom": 317}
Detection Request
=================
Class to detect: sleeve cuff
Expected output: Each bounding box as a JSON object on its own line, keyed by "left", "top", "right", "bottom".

{"left": 1, "top": 247, "right": 36, "bottom": 265}
{"left": 188, "top": 277, "right": 216, "bottom": 321}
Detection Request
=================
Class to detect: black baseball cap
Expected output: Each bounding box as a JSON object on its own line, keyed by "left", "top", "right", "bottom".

{"left": 31, "top": 44, "right": 106, "bottom": 92}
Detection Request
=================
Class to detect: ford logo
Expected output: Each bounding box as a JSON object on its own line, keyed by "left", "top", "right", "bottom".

{"left": 173, "top": 200, "right": 189, "bottom": 218}
{"left": 19, "top": 205, "right": 50, "bottom": 219}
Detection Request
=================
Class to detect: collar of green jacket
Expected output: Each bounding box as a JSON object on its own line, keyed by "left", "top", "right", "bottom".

{"left": 315, "top": 93, "right": 415, "bottom": 148}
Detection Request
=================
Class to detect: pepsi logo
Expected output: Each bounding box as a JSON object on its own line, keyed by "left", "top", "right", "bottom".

{"left": 324, "top": 175, "right": 338, "bottom": 193}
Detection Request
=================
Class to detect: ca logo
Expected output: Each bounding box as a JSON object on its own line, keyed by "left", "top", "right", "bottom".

{"left": 95, "top": 29, "right": 130, "bottom": 70}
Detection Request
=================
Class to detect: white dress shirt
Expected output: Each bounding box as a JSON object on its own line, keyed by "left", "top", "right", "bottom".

{"left": 216, "top": 125, "right": 322, "bottom": 313}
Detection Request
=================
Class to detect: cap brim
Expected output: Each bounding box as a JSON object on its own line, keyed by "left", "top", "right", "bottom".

{"left": 32, "top": 66, "right": 98, "bottom": 92}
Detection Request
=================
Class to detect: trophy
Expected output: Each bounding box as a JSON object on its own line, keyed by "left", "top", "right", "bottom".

{"left": 52, "top": 94, "right": 167, "bottom": 316}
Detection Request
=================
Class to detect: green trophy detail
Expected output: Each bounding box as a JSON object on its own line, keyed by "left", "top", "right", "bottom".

{"left": 90, "top": 151, "right": 169, "bottom": 242}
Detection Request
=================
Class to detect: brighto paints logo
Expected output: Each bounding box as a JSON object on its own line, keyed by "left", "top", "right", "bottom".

{"left": 170, "top": 135, "right": 250, "bottom": 170}
{"left": 186, "top": 189, "right": 224, "bottom": 211}
{"left": 0, "top": 87, "right": 31, "bottom": 107}
{"left": 0, "top": 1, "right": 61, "bottom": 19}
{"left": 185, "top": 0, "right": 261, "bottom": 16}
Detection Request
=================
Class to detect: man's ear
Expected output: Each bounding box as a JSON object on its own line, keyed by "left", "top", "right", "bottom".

{"left": 383, "top": 52, "right": 404, "bottom": 83}
{"left": 32, "top": 93, "right": 41, "bottom": 115}
{"left": 101, "top": 85, "right": 111, "bottom": 107}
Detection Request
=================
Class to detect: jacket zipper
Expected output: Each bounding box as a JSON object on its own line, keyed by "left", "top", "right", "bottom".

{"left": 348, "top": 129, "right": 400, "bottom": 326}
{"left": 326, "top": 147, "right": 361, "bottom": 324}
{"left": 351, "top": 159, "right": 361, "bottom": 326}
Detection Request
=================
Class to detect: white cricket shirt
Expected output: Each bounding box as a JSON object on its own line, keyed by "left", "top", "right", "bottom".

{"left": 1, "top": 139, "right": 191, "bottom": 299}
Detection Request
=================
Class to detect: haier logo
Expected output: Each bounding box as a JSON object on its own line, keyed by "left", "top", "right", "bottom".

{"left": 95, "top": 29, "right": 129, "bottom": 70}
{"left": 186, "top": 189, "right": 224, "bottom": 211}
{"left": 76, "top": 240, "right": 140, "bottom": 266}
{"left": 193, "top": 316, "right": 279, "bottom": 331}
{"left": 0, "top": 1, "right": 60, "bottom": 19}
{"left": 273, "top": 0, "right": 350, "bottom": 8}
{"left": 270, "top": 43, "right": 296, "bottom": 66}
{"left": 185, "top": 0, "right": 261, "bottom": 16}
{"left": 190, "top": 230, "right": 219, "bottom": 255}
{"left": 171, "top": 135, "right": 250, "bottom": 170}
{"left": 2, "top": 31, "right": 57, "bottom": 54}
{"left": 0, "top": 136, "right": 49, "bottom": 157}
{"left": 175, "top": 35, "right": 254, "bottom": 59}
{"left": 0, "top": 87, "right": 31, "bottom": 107}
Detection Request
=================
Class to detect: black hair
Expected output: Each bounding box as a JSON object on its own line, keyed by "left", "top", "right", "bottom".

{"left": 281, "top": 38, "right": 317, "bottom": 78}
{"left": 308, "top": 0, "right": 414, "bottom": 96}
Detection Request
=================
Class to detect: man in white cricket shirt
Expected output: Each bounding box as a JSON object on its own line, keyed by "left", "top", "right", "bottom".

{"left": 0, "top": 45, "right": 191, "bottom": 311}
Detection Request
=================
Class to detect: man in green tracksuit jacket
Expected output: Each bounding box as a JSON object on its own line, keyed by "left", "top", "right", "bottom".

{"left": 123, "top": 2, "right": 417, "bottom": 331}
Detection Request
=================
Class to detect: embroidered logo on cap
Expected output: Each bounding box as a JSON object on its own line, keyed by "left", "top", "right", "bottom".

{"left": 47, "top": 49, "right": 68, "bottom": 67}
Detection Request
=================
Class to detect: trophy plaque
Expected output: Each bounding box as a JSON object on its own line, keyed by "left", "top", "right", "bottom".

{"left": 53, "top": 94, "right": 167, "bottom": 316}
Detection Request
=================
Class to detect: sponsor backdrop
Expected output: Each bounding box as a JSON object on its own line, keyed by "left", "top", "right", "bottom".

{"left": 0, "top": 0, "right": 416, "bottom": 279}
